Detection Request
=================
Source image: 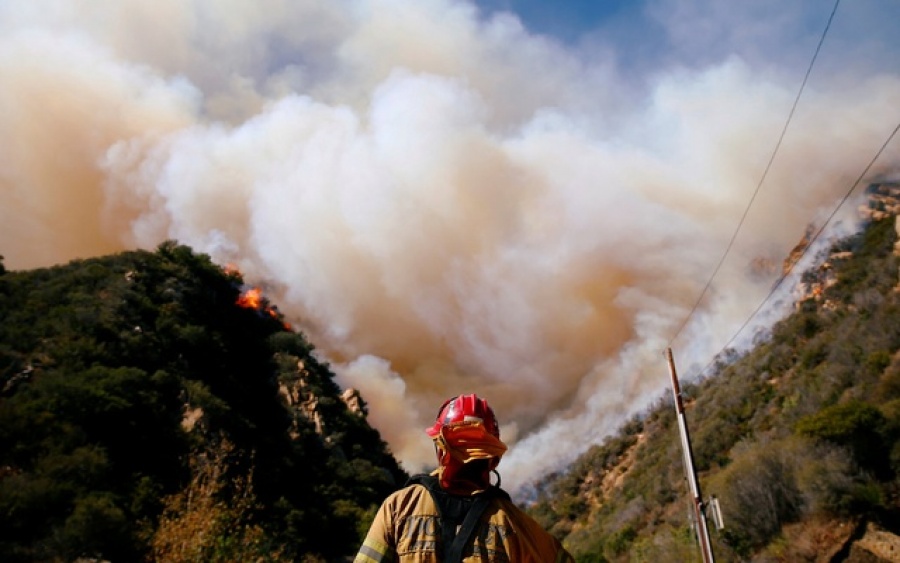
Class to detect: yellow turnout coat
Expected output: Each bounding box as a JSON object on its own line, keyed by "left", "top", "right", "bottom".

{"left": 354, "top": 480, "right": 574, "bottom": 563}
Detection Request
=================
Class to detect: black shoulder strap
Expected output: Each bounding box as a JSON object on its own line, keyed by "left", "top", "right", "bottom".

{"left": 444, "top": 493, "right": 492, "bottom": 562}
{"left": 405, "top": 474, "right": 508, "bottom": 563}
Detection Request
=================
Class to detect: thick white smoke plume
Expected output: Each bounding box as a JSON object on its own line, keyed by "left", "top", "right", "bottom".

{"left": 1, "top": 0, "right": 898, "bottom": 492}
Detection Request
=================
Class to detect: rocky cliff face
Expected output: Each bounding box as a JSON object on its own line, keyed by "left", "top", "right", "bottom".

{"left": 861, "top": 182, "right": 900, "bottom": 221}
{"left": 277, "top": 359, "right": 366, "bottom": 442}
{"left": 792, "top": 182, "right": 900, "bottom": 307}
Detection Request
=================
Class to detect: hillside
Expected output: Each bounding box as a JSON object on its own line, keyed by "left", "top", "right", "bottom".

{"left": 0, "top": 241, "right": 407, "bottom": 562}
{"left": 528, "top": 186, "right": 900, "bottom": 562}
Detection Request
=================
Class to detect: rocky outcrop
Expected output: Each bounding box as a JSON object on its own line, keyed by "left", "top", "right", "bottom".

{"left": 792, "top": 182, "right": 900, "bottom": 307}
{"left": 278, "top": 360, "right": 326, "bottom": 439}
{"left": 851, "top": 521, "right": 900, "bottom": 562}
{"left": 341, "top": 387, "right": 366, "bottom": 417}
{"left": 276, "top": 359, "right": 367, "bottom": 441}
{"left": 860, "top": 182, "right": 900, "bottom": 222}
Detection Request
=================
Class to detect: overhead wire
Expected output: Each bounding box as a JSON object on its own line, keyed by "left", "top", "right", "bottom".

{"left": 666, "top": 0, "right": 842, "bottom": 350}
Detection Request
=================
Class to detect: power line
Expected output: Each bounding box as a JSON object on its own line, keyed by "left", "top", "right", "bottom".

{"left": 667, "top": 0, "right": 842, "bottom": 349}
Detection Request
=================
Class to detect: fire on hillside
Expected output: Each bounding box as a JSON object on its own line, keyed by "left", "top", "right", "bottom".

{"left": 237, "top": 286, "right": 292, "bottom": 331}
{"left": 226, "top": 263, "right": 292, "bottom": 331}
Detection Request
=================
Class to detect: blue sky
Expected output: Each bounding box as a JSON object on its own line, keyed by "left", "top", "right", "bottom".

{"left": 472, "top": 0, "right": 900, "bottom": 80}
{"left": 474, "top": 0, "right": 637, "bottom": 40}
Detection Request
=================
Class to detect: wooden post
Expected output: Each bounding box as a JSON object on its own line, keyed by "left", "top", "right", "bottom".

{"left": 666, "top": 347, "right": 715, "bottom": 563}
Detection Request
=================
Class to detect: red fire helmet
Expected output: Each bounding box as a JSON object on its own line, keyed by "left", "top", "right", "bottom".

{"left": 425, "top": 394, "right": 500, "bottom": 439}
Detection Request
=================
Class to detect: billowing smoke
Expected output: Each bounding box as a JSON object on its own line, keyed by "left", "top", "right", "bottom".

{"left": 1, "top": 0, "right": 898, "bottom": 492}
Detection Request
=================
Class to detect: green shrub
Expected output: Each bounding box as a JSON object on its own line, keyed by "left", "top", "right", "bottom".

{"left": 707, "top": 439, "right": 802, "bottom": 550}
{"left": 61, "top": 493, "right": 130, "bottom": 560}
{"left": 794, "top": 401, "right": 890, "bottom": 479}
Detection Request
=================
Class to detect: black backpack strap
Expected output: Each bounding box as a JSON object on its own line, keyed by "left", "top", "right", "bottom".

{"left": 444, "top": 492, "right": 493, "bottom": 562}
{"left": 404, "top": 474, "right": 508, "bottom": 563}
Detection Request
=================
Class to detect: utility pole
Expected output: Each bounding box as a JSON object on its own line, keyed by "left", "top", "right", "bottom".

{"left": 666, "top": 347, "right": 715, "bottom": 563}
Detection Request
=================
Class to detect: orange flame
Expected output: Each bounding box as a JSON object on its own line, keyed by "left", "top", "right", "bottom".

{"left": 223, "top": 263, "right": 243, "bottom": 279}
{"left": 237, "top": 287, "right": 263, "bottom": 309}
{"left": 236, "top": 287, "right": 292, "bottom": 331}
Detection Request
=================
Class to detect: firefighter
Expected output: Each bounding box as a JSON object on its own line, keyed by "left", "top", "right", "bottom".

{"left": 355, "top": 394, "right": 574, "bottom": 563}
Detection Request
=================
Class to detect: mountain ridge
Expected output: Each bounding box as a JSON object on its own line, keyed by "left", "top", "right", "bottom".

{"left": 526, "top": 183, "right": 900, "bottom": 561}
{"left": 0, "top": 241, "right": 407, "bottom": 562}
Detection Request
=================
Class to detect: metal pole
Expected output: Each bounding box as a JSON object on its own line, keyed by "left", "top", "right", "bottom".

{"left": 666, "top": 347, "right": 715, "bottom": 563}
